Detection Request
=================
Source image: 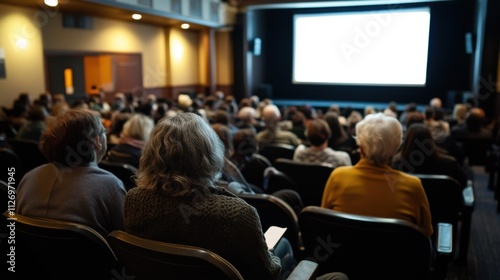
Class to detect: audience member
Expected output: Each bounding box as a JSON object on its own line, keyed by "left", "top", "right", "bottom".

{"left": 321, "top": 113, "right": 433, "bottom": 236}
{"left": 107, "top": 112, "right": 132, "bottom": 145}
{"left": 345, "top": 110, "right": 362, "bottom": 137}
{"left": 124, "top": 112, "right": 296, "bottom": 279}
{"left": 293, "top": 118, "right": 351, "bottom": 168}
{"left": 257, "top": 104, "right": 301, "bottom": 148}
{"left": 323, "top": 111, "right": 357, "bottom": 154}
{"left": 447, "top": 103, "right": 468, "bottom": 128}
{"left": 423, "top": 106, "right": 450, "bottom": 143}
{"left": 236, "top": 106, "right": 260, "bottom": 133}
{"left": 15, "top": 104, "right": 48, "bottom": 142}
{"left": 399, "top": 102, "right": 418, "bottom": 125}
{"left": 16, "top": 109, "right": 126, "bottom": 238}
{"left": 451, "top": 107, "right": 492, "bottom": 140}
{"left": 392, "top": 124, "right": 468, "bottom": 189}
{"left": 107, "top": 113, "right": 155, "bottom": 168}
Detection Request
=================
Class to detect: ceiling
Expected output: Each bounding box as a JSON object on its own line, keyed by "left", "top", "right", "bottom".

{"left": 0, "top": 0, "right": 319, "bottom": 30}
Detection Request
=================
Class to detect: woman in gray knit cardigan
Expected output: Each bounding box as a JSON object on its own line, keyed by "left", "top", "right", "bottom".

{"left": 124, "top": 112, "right": 286, "bottom": 280}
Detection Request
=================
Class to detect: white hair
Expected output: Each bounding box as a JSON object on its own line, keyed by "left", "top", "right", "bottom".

{"left": 355, "top": 113, "right": 402, "bottom": 166}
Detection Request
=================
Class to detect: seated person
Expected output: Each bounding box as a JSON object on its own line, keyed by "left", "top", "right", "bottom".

{"left": 293, "top": 118, "right": 351, "bottom": 168}
{"left": 257, "top": 104, "right": 301, "bottom": 149}
{"left": 323, "top": 112, "right": 357, "bottom": 155}
{"left": 392, "top": 124, "right": 468, "bottom": 189}
{"left": 214, "top": 125, "right": 304, "bottom": 215}
{"left": 124, "top": 112, "right": 295, "bottom": 279}
{"left": 15, "top": 104, "right": 48, "bottom": 142}
{"left": 321, "top": 113, "right": 433, "bottom": 237}
{"left": 16, "top": 109, "right": 126, "bottom": 238}
{"left": 106, "top": 113, "right": 155, "bottom": 168}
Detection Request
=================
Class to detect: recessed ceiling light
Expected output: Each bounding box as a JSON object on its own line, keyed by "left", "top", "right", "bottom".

{"left": 44, "top": 0, "right": 58, "bottom": 7}
{"left": 132, "top": 14, "right": 142, "bottom": 20}
{"left": 181, "top": 23, "right": 190, "bottom": 29}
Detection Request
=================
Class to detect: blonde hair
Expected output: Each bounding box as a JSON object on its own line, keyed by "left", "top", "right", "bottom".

{"left": 121, "top": 113, "right": 155, "bottom": 141}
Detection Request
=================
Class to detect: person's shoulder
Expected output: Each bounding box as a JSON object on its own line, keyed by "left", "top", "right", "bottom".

{"left": 394, "top": 170, "right": 422, "bottom": 185}
{"left": 208, "top": 187, "right": 258, "bottom": 217}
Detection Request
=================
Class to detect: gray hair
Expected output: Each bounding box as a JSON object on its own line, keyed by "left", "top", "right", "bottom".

{"left": 136, "top": 112, "right": 224, "bottom": 196}
{"left": 355, "top": 113, "right": 402, "bottom": 166}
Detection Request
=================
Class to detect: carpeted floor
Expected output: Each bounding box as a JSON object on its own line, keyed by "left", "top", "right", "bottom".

{"left": 446, "top": 166, "right": 500, "bottom": 280}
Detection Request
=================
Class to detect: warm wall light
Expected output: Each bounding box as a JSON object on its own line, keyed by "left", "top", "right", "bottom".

{"left": 16, "top": 38, "right": 28, "bottom": 49}
{"left": 172, "top": 41, "right": 183, "bottom": 60}
{"left": 64, "top": 68, "right": 74, "bottom": 95}
{"left": 181, "top": 23, "right": 190, "bottom": 29}
{"left": 44, "top": 0, "right": 58, "bottom": 7}
{"left": 132, "top": 14, "right": 142, "bottom": 20}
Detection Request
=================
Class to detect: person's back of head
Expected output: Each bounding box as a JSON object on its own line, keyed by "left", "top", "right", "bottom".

{"left": 405, "top": 111, "right": 425, "bottom": 129}
{"left": 399, "top": 123, "right": 437, "bottom": 162}
{"left": 40, "top": 109, "right": 106, "bottom": 166}
{"left": 465, "top": 107, "right": 486, "bottom": 132}
{"left": 324, "top": 111, "right": 348, "bottom": 143}
{"left": 232, "top": 128, "right": 259, "bottom": 159}
{"left": 306, "top": 118, "right": 331, "bottom": 147}
{"left": 430, "top": 97, "right": 442, "bottom": 108}
{"left": 237, "top": 106, "right": 256, "bottom": 124}
{"left": 424, "top": 106, "right": 435, "bottom": 120}
{"left": 121, "top": 113, "right": 155, "bottom": 142}
{"left": 356, "top": 113, "right": 402, "bottom": 166}
{"left": 211, "top": 123, "right": 233, "bottom": 157}
{"left": 27, "top": 104, "right": 48, "bottom": 121}
{"left": 212, "top": 109, "right": 230, "bottom": 125}
{"left": 137, "top": 113, "right": 224, "bottom": 196}
{"left": 262, "top": 104, "right": 281, "bottom": 127}
{"left": 50, "top": 102, "right": 70, "bottom": 117}
{"left": 452, "top": 103, "right": 468, "bottom": 124}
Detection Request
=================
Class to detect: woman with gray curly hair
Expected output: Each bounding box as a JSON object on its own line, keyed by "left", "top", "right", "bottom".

{"left": 321, "top": 113, "right": 433, "bottom": 237}
{"left": 124, "top": 112, "right": 287, "bottom": 279}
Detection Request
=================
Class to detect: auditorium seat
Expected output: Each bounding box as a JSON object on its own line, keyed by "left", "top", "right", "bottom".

{"left": 258, "top": 143, "right": 296, "bottom": 164}
{"left": 3, "top": 212, "right": 119, "bottom": 280}
{"left": 298, "top": 206, "right": 452, "bottom": 280}
{"left": 108, "top": 230, "right": 320, "bottom": 280}
{"left": 273, "top": 158, "right": 334, "bottom": 207}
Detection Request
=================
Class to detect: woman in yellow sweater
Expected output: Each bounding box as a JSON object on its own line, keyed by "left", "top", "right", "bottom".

{"left": 321, "top": 113, "right": 433, "bottom": 236}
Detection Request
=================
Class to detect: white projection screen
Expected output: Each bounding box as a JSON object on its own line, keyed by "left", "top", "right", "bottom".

{"left": 293, "top": 7, "right": 431, "bottom": 86}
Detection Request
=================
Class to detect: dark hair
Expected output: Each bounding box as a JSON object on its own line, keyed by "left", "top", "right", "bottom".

{"left": 233, "top": 128, "right": 258, "bottom": 158}
{"left": 324, "top": 112, "right": 348, "bottom": 145}
{"left": 40, "top": 109, "right": 105, "bottom": 165}
{"left": 399, "top": 124, "right": 438, "bottom": 165}
{"left": 306, "top": 119, "right": 331, "bottom": 147}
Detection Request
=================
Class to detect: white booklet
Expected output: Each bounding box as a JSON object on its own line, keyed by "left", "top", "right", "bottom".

{"left": 264, "top": 226, "right": 287, "bottom": 250}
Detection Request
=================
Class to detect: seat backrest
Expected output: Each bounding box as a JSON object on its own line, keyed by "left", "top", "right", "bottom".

{"left": 107, "top": 230, "right": 244, "bottom": 280}
{"left": 3, "top": 212, "right": 119, "bottom": 280}
{"left": 8, "top": 138, "right": 47, "bottom": 172}
{"left": 274, "top": 158, "right": 333, "bottom": 206}
{"left": 98, "top": 160, "right": 137, "bottom": 191}
{"left": 106, "top": 149, "right": 138, "bottom": 168}
{"left": 298, "top": 206, "right": 432, "bottom": 280}
{"left": 414, "top": 174, "right": 463, "bottom": 227}
{"left": 240, "top": 154, "right": 273, "bottom": 189}
{"left": 258, "top": 143, "right": 296, "bottom": 164}
{"left": 455, "top": 137, "right": 493, "bottom": 166}
{"left": 237, "top": 193, "right": 301, "bottom": 255}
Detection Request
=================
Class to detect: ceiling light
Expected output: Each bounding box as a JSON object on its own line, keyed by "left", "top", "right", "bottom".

{"left": 44, "top": 0, "right": 58, "bottom": 7}
{"left": 132, "top": 14, "right": 142, "bottom": 20}
{"left": 181, "top": 23, "right": 190, "bottom": 29}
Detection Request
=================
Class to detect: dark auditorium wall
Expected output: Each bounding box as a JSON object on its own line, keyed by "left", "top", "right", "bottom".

{"left": 246, "top": 0, "right": 476, "bottom": 107}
